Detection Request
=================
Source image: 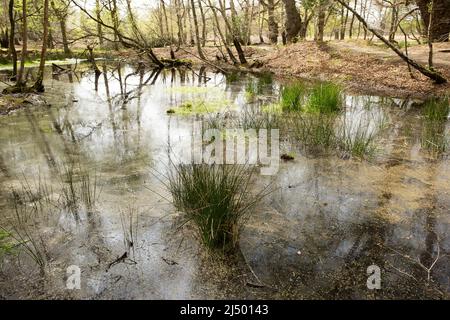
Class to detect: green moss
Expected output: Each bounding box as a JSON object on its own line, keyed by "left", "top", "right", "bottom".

{"left": 166, "top": 86, "right": 222, "bottom": 95}
{"left": 0, "top": 230, "right": 15, "bottom": 257}
{"left": 168, "top": 99, "right": 234, "bottom": 115}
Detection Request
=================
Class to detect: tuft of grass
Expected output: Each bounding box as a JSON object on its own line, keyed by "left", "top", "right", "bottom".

{"left": 421, "top": 97, "right": 449, "bottom": 155}
{"left": 280, "top": 82, "right": 306, "bottom": 112}
{"left": 336, "top": 122, "right": 377, "bottom": 159}
{"left": 306, "top": 83, "right": 343, "bottom": 114}
{"left": 166, "top": 163, "right": 266, "bottom": 252}
{"left": 0, "top": 230, "right": 15, "bottom": 257}
{"left": 290, "top": 113, "right": 336, "bottom": 153}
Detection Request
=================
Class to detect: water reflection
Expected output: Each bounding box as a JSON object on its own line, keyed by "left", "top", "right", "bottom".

{"left": 0, "top": 62, "right": 448, "bottom": 299}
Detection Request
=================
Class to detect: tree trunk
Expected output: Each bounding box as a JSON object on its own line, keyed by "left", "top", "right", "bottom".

{"left": 208, "top": 0, "right": 238, "bottom": 64}
{"left": 416, "top": 0, "right": 450, "bottom": 42}
{"left": 16, "top": 0, "right": 27, "bottom": 86}
{"left": 316, "top": 5, "right": 326, "bottom": 42}
{"left": 33, "top": 0, "right": 49, "bottom": 92}
{"left": 282, "top": 0, "right": 302, "bottom": 42}
{"left": 349, "top": 0, "right": 357, "bottom": 38}
{"left": 60, "top": 16, "right": 70, "bottom": 54}
{"left": 262, "top": 0, "right": 278, "bottom": 44}
{"left": 8, "top": 0, "right": 17, "bottom": 80}
{"left": 198, "top": 0, "right": 207, "bottom": 46}
{"left": 190, "top": 0, "right": 206, "bottom": 59}
{"left": 95, "top": 0, "right": 103, "bottom": 46}
{"left": 336, "top": 0, "right": 447, "bottom": 83}
{"left": 218, "top": 0, "right": 247, "bottom": 64}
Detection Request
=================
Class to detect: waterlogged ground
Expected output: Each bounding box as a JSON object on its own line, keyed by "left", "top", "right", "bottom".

{"left": 0, "top": 62, "right": 449, "bottom": 299}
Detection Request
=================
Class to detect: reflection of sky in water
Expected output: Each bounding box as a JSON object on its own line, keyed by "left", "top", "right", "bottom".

{"left": 0, "top": 64, "right": 449, "bottom": 298}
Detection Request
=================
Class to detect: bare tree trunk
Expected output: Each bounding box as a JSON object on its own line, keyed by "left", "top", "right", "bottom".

{"left": 417, "top": 0, "right": 450, "bottom": 42}
{"left": 187, "top": 0, "right": 195, "bottom": 45}
{"left": 33, "top": 0, "right": 49, "bottom": 92}
{"left": 218, "top": 0, "right": 247, "bottom": 64}
{"left": 207, "top": 0, "right": 238, "bottom": 63}
{"left": 16, "top": 0, "right": 27, "bottom": 86}
{"left": 198, "top": 0, "right": 207, "bottom": 46}
{"left": 336, "top": 0, "right": 447, "bottom": 83}
{"left": 261, "top": 0, "right": 278, "bottom": 44}
{"left": 190, "top": 0, "right": 206, "bottom": 59}
{"left": 316, "top": 4, "right": 326, "bottom": 42}
{"left": 174, "top": 0, "right": 185, "bottom": 48}
{"left": 51, "top": 1, "right": 71, "bottom": 55}
{"left": 8, "top": 0, "right": 17, "bottom": 80}
{"left": 95, "top": 0, "right": 103, "bottom": 46}
{"left": 282, "top": 0, "right": 301, "bottom": 42}
{"left": 161, "top": 0, "right": 171, "bottom": 44}
{"left": 258, "top": 4, "right": 265, "bottom": 43}
{"left": 349, "top": 0, "right": 357, "bottom": 38}
{"left": 340, "top": 2, "right": 349, "bottom": 39}
{"left": 427, "top": 0, "right": 434, "bottom": 68}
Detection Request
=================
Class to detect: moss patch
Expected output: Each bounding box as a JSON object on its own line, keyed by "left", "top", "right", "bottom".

{"left": 168, "top": 99, "right": 234, "bottom": 115}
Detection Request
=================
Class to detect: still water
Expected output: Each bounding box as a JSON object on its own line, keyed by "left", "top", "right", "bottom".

{"left": 0, "top": 62, "right": 449, "bottom": 298}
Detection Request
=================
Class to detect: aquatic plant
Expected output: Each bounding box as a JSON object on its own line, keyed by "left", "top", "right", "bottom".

{"left": 120, "top": 206, "right": 139, "bottom": 256}
{"left": 421, "top": 97, "right": 449, "bottom": 155}
{"left": 291, "top": 113, "right": 336, "bottom": 152}
{"left": 236, "top": 106, "right": 280, "bottom": 131}
{"left": 2, "top": 196, "right": 49, "bottom": 272}
{"left": 280, "top": 82, "right": 306, "bottom": 112}
{"left": 166, "top": 163, "right": 266, "bottom": 252}
{"left": 336, "top": 120, "right": 377, "bottom": 159}
{"left": 0, "top": 230, "right": 15, "bottom": 257}
{"left": 169, "top": 99, "right": 233, "bottom": 115}
{"left": 59, "top": 163, "right": 99, "bottom": 217}
{"left": 306, "top": 83, "right": 343, "bottom": 114}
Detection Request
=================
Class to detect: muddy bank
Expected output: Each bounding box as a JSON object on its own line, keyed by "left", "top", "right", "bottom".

{"left": 153, "top": 42, "right": 450, "bottom": 99}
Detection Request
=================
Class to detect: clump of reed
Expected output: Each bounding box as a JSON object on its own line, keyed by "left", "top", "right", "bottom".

{"left": 306, "top": 83, "right": 342, "bottom": 114}
{"left": 120, "top": 206, "right": 139, "bottom": 257}
{"left": 290, "top": 113, "right": 336, "bottom": 153}
{"left": 1, "top": 195, "right": 49, "bottom": 273}
{"left": 289, "top": 111, "right": 384, "bottom": 159}
{"left": 280, "top": 82, "right": 306, "bottom": 112}
{"left": 166, "top": 163, "right": 266, "bottom": 252}
{"left": 280, "top": 82, "right": 343, "bottom": 114}
{"left": 59, "top": 163, "right": 99, "bottom": 217}
{"left": 336, "top": 121, "right": 378, "bottom": 159}
{"left": 421, "top": 97, "right": 449, "bottom": 155}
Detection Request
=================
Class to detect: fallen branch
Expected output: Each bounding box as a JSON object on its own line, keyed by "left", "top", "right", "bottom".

{"left": 336, "top": 0, "right": 447, "bottom": 84}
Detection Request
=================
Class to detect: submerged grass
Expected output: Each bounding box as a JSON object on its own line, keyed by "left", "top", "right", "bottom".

{"left": 0, "top": 230, "right": 15, "bottom": 257}
{"left": 421, "top": 97, "right": 449, "bottom": 155}
{"left": 336, "top": 121, "right": 377, "bottom": 159}
{"left": 291, "top": 113, "right": 336, "bottom": 153}
{"left": 166, "top": 163, "right": 267, "bottom": 253}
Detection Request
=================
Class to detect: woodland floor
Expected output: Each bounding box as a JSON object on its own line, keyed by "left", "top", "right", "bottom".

{"left": 153, "top": 40, "right": 450, "bottom": 99}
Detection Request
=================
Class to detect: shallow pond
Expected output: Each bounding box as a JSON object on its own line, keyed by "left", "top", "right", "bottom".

{"left": 0, "top": 62, "right": 449, "bottom": 299}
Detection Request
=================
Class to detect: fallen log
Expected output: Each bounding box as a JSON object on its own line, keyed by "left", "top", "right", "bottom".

{"left": 336, "top": 0, "right": 447, "bottom": 84}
